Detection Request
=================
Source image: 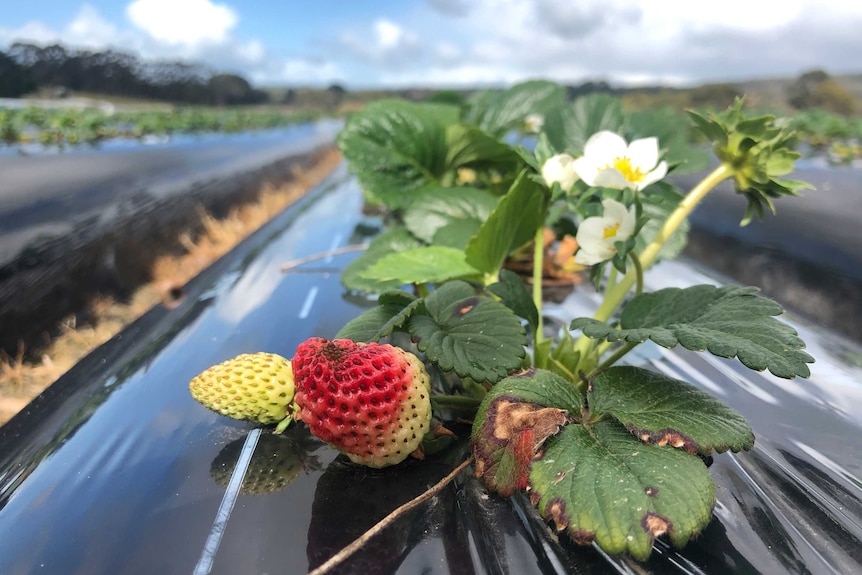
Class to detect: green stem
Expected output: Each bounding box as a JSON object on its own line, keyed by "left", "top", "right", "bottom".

{"left": 593, "top": 342, "right": 638, "bottom": 374}
{"left": 573, "top": 163, "right": 734, "bottom": 361}
{"left": 533, "top": 226, "right": 545, "bottom": 344}
{"left": 593, "top": 163, "right": 732, "bottom": 322}
{"left": 416, "top": 283, "right": 431, "bottom": 298}
{"left": 629, "top": 251, "right": 644, "bottom": 297}
{"left": 605, "top": 266, "right": 618, "bottom": 295}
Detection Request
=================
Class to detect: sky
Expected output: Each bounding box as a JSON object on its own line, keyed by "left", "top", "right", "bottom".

{"left": 1, "top": 0, "right": 861, "bottom": 89}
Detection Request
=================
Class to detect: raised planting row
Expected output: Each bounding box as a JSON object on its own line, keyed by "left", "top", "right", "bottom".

{"left": 781, "top": 107, "right": 862, "bottom": 164}
{"left": 185, "top": 80, "right": 819, "bottom": 564}
{"left": 0, "top": 105, "right": 322, "bottom": 148}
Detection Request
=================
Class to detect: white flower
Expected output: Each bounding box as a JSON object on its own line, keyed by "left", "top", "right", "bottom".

{"left": 541, "top": 153, "right": 579, "bottom": 192}
{"left": 575, "top": 199, "right": 636, "bottom": 265}
{"left": 524, "top": 113, "right": 544, "bottom": 133}
{"left": 571, "top": 131, "right": 667, "bottom": 191}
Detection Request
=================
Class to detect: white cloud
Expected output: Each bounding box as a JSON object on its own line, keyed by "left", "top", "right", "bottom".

{"left": 336, "top": 18, "right": 421, "bottom": 71}
{"left": 0, "top": 4, "right": 121, "bottom": 49}
{"left": 67, "top": 4, "right": 120, "bottom": 48}
{"left": 126, "top": 0, "right": 237, "bottom": 45}
{"left": 346, "top": 0, "right": 862, "bottom": 87}
{"left": 0, "top": 2, "right": 323, "bottom": 85}
{"left": 374, "top": 20, "right": 405, "bottom": 50}
{"left": 0, "top": 21, "right": 57, "bottom": 46}
{"left": 4, "top": 0, "right": 862, "bottom": 88}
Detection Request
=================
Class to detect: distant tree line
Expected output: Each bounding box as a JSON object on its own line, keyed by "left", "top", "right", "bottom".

{"left": 0, "top": 42, "right": 269, "bottom": 105}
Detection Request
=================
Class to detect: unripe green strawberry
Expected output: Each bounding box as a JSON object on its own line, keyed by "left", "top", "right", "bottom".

{"left": 292, "top": 337, "right": 432, "bottom": 468}
{"left": 190, "top": 352, "right": 296, "bottom": 432}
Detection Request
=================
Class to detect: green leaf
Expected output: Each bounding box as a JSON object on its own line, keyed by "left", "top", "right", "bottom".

{"left": 431, "top": 219, "right": 484, "bottom": 250}
{"left": 688, "top": 99, "right": 812, "bottom": 225}
{"left": 444, "top": 123, "right": 523, "bottom": 169}
{"left": 335, "top": 292, "right": 423, "bottom": 342}
{"left": 529, "top": 421, "right": 716, "bottom": 560}
{"left": 686, "top": 109, "right": 727, "bottom": 145}
{"left": 465, "top": 80, "right": 565, "bottom": 138}
{"left": 465, "top": 171, "right": 549, "bottom": 276}
{"left": 342, "top": 227, "right": 422, "bottom": 293}
{"left": 360, "top": 246, "right": 481, "bottom": 285}
{"left": 628, "top": 108, "right": 710, "bottom": 174}
{"left": 544, "top": 93, "right": 625, "bottom": 153}
{"left": 470, "top": 369, "right": 582, "bottom": 496}
{"left": 407, "top": 281, "right": 527, "bottom": 382}
{"left": 548, "top": 330, "right": 581, "bottom": 382}
{"left": 337, "top": 99, "right": 460, "bottom": 209}
{"left": 533, "top": 132, "right": 557, "bottom": 167}
{"left": 571, "top": 285, "right": 814, "bottom": 379}
{"left": 403, "top": 186, "right": 499, "bottom": 245}
{"left": 635, "top": 182, "right": 689, "bottom": 262}
{"left": 378, "top": 289, "right": 418, "bottom": 307}
{"left": 487, "top": 269, "right": 539, "bottom": 332}
{"left": 589, "top": 366, "right": 754, "bottom": 454}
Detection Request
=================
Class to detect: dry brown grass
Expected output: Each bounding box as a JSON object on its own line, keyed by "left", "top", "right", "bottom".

{"left": 0, "top": 148, "right": 342, "bottom": 425}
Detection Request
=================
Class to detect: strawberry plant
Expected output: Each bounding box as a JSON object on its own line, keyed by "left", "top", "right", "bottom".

{"left": 189, "top": 82, "right": 815, "bottom": 563}
{"left": 0, "top": 106, "right": 320, "bottom": 148}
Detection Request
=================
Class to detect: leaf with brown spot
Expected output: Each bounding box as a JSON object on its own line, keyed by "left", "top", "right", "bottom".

{"left": 408, "top": 281, "right": 526, "bottom": 382}
{"left": 529, "top": 420, "right": 715, "bottom": 560}
{"left": 470, "top": 369, "right": 582, "bottom": 497}
{"left": 589, "top": 366, "right": 755, "bottom": 455}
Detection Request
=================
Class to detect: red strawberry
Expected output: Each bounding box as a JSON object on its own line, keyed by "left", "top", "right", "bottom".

{"left": 292, "top": 337, "right": 432, "bottom": 468}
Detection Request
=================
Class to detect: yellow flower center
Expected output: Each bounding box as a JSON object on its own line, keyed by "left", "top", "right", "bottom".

{"left": 612, "top": 157, "right": 645, "bottom": 182}
{"left": 603, "top": 222, "right": 621, "bottom": 239}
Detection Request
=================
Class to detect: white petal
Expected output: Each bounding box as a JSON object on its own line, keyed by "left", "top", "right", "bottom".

{"left": 627, "top": 137, "right": 660, "bottom": 172}
{"left": 575, "top": 216, "right": 608, "bottom": 245}
{"left": 542, "top": 154, "right": 580, "bottom": 191}
{"left": 618, "top": 206, "right": 637, "bottom": 238}
{"left": 583, "top": 131, "right": 627, "bottom": 164}
{"left": 541, "top": 154, "right": 571, "bottom": 185}
{"left": 575, "top": 249, "right": 608, "bottom": 266}
{"left": 636, "top": 161, "right": 668, "bottom": 191}
{"left": 571, "top": 156, "right": 600, "bottom": 186}
{"left": 601, "top": 199, "right": 629, "bottom": 225}
{"left": 591, "top": 168, "right": 628, "bottom": 190}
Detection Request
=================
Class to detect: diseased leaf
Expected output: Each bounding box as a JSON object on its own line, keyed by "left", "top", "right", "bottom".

{"left": 487, "top": 269, "right": 539, "bottom": 332}
{"left": 403, "top": 186, "right": 499, "bottom": 245}
{"left": 465, "top": 171, "right": 549, "bottom": 276}
{"left": 589, "top": 366, "right": 754, "bottom": 454}
{"left": 342, "top": 227, "right": 422, "bottom": 293}
{"left": 407, "top": 281, "right": 526, "bottom": 382}
{"left": 529, "top": 421, "right": 715, "bottom": 560}
{"left": 336, "top": 294, "right": 424, "bottom": 343}
{"left": 571, "top": 285, "right": 814, "bottom": 379}
{"left": 337, "top": 100, "right": 460, "bottom": 209}
{"left": 471, "top": 369, "right": 582, "bottom": 496}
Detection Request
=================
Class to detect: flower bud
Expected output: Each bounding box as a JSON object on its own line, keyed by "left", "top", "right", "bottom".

{"left": 541, "top": 153, "right": 579, "bottom": 193}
